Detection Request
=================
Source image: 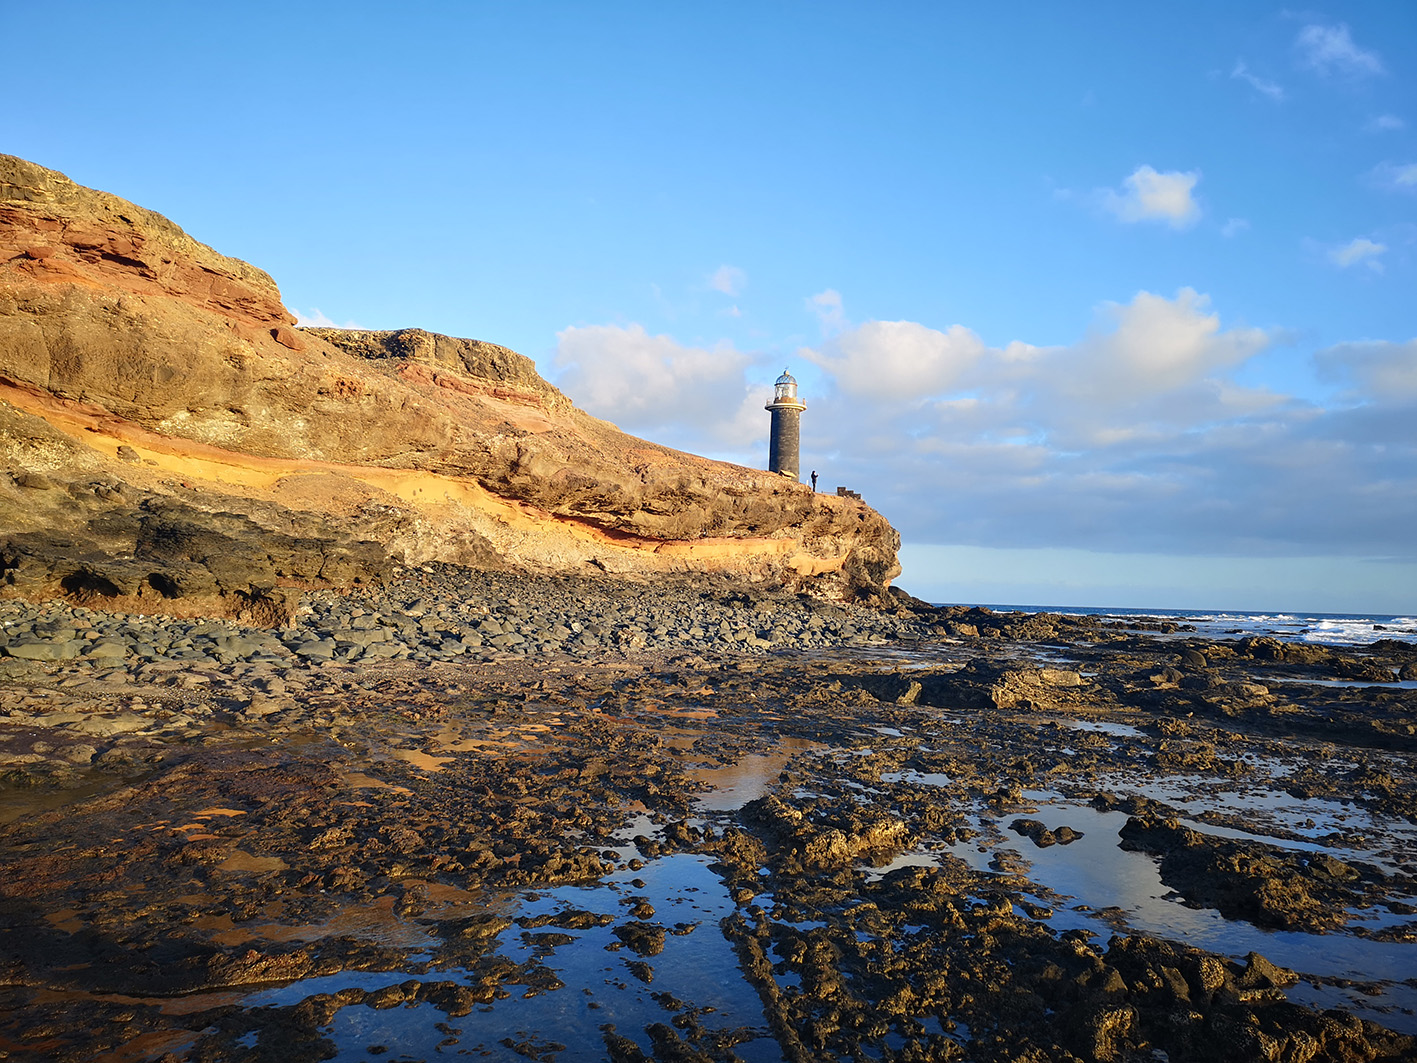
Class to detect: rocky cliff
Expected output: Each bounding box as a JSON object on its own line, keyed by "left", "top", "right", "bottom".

{"left": 0, "top": 154, "right": 899, "bottom": 622}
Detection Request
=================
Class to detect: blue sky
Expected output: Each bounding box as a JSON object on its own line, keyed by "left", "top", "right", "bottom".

{"left": 9, "top": 2, "right": 1415, "bottom": 612}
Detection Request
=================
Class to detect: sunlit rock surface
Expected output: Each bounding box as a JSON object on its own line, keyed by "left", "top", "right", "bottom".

{"left": 0, "top": 154, "right": 899, "bottom": 619}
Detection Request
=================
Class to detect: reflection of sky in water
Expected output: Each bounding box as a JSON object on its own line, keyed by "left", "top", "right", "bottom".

{"left": 688, "top": 739, "right": 822, "bottom": 811}
{"left": 1236, "top": 751, "right": 1295, "bottom": 777}
{"left": 881, "top": 770, "right": 952, "bottom": 787}
{"left": 934, "top": 797, "right": 1417, "bottom": 1033}
{"left": 1062, "top": 719, "right": 1147, "bottom": 739}
{"left": 881, "top": 757, "right": 1417, "bottom": 1031}
{"left": 222, "top": 731, "right": 1417, "bottom": 1050}
{"left": 247, "top": 854, "right": 782, "bottom": 1062}
{"left": 863, "top": 849, "right": 947, "bottom": 882}
{"left": 1290, "top": 678, "right": 1417, "bottom": 690}
{"left": 1089, "top": 775, "right": 1417, "bottom": 873}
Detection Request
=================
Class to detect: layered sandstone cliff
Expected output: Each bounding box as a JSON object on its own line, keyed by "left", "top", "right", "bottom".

{"left": 0, "top": 154, "right": 899, "bottom": 622}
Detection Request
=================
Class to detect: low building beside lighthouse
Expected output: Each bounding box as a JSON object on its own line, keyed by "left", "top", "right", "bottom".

{"left": 765, "top": 368, "right": 806, "bottom": 481}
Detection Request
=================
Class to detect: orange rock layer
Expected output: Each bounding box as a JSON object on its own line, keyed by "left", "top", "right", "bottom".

{"left": 0, "top": 154, "right": 899, "bottom": 615}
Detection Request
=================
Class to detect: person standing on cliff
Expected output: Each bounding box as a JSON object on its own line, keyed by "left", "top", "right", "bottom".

{"left": 810, "top": 470, "right": 818, "bottom": 492}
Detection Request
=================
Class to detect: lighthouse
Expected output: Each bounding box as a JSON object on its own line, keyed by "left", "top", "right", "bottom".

{"left": 765, "top": 368, "right": 807, "bottom": 481}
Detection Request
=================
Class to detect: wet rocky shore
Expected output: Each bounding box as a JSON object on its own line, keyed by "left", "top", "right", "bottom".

{"left": 2, "top": 568, "right": 1416, "bottom": 1062}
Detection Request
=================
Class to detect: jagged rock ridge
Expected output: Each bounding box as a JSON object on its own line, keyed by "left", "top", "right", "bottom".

{"left": 0, "top": 154, "right": 900, "bottom": 621}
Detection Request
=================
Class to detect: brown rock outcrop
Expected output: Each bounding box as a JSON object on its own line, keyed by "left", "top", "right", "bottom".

{"left": 0, "top": 154, "right": 899, "bottom": 619}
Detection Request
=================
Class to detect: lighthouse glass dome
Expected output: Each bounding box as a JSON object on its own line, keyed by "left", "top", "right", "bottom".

{"left": 773, "top": 370, "right": 798, "bottom": 404}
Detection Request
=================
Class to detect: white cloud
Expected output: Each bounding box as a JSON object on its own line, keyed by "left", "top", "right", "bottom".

{"left": 805, "top": 288, "right": 846, "bottom": 334}
{"left": 1102, "top": 165, "right": 1202, "bottom": 229}
{"left": 793, "top": 290, "right": 1269, "bottom": 439}
{"left": 1295, "top": 23, "right": 1384, "bottom": 78}
{"left": 553, "top": 323, "right": 753, "bottom": 445}
{"left": 1231, "top": 60, "right": 1285, "bottom": 101}
{"left": 1367, "top": 114, "right": 1405, "bottom": 133}
{"left": 1330, "top": 237, "right": 1387, "bottom": 271}
{"left": 1221, "top": 217, "right": 1251, "bottom": 238}
{"left": 1370, "top": 161, "right": 1417, "bottom": 192}
{"left": 1056, "top": 289, "right": 1270, "bottom": 407}
{"left": 294, "top": 307, "right": 361, "bottom": 328}
{"left": 708, "top": 264, "right": 746, "bottom": 297}
{"left": 804, "top": 320, "right": 987, "bottom": 401}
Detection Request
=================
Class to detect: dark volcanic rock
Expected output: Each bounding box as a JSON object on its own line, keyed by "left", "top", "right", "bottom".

{"left": 1118, "top": 815, "right": 1391, "bottom": 932}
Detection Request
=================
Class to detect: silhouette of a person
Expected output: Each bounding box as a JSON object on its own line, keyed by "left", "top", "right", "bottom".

{"left": 810, "top": 470, "right": 818, "bottom": 492}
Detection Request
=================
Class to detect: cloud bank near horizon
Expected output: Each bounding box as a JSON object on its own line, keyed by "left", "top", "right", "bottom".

{"left": 551, "top": 290, "right": 1416, "bottom": 565}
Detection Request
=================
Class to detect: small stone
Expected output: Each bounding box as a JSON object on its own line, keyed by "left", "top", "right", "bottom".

{"left": 243, "top": 694, "right": 289, "bottom": 718}
{"left": 291, "top": 640, "right": 337, "bottom": 660}
{"left": 271, "top": 325, "right": 305, "bottom": 350}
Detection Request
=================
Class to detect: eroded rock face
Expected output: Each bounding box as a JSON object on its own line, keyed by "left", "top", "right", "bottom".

{"left": 0, "top": 154, "right": 900, "bottom": 618}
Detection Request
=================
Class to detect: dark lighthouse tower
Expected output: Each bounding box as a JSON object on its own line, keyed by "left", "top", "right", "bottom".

{"left": 765, "top": 368, "right": 807, "bottom": 481}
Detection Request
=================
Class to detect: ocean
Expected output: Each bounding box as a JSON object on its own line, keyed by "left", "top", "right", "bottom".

{"left": 937, "top": 604, "right": 1417, "bottom": 647}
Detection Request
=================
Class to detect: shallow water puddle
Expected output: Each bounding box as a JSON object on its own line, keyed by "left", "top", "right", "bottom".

{"left": 689, "top": 738, "right": 823, "bottom": 811}
{"left": 881, "top": 769, "right": 952, "bottom": 787}
{"left": 599, "top": 810, "right": 667, "bottom": 862}
{"left": 217, "top": 851, "right": 288, "bottom": 873}
{"left": 882, "top": 766, "right": 1417, "bottom": 1030}
{"left": 386, "top": 748, "right": 455, "bottom": 772}
{"left": 1291, "top": 678, "right": 1417, "bottom": 691}
{"left": 340, "top": 770, "right": 412, "bottom": 794}
{"left": 197, "top": 893, "right": 457, "bottom": 950}
{"left": 1060, "top": 719, "right": 1146, "bottom": 740}
{"left": 945, "top": 796, "right": 1417, "bottom": 1032}
{"left": 861, "top": 848, "right": 946, "bottom": 882}
{"left": 1168, "top": 815, "right": 1417, "bottom": 878}
{"left": 1096, "top": 772, "right": 1417, "bottom": 867}
{"left": 243, "top": 854, "right": 782, "bottom": 1061}
{"left": 86, "top": 1027, "right": 199, "bottom": 1063}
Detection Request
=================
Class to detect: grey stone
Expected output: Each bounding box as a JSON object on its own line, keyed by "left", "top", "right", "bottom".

{"left": 292, "top": 640, "right": 337, "bottom": 660}
{"left": 214, "top": 634, "right": 273, "bottom": 656}
{"left": 4, "top": 639, "right": 84, "bottom": 661}
{"left": 33, "top": 625, "right": 78, "bottom": 642}
{"left": 84, "top": 641, "right": 128, "bottom": 659}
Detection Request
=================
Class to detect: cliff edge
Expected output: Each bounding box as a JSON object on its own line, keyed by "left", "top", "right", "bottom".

{"left": 0, "top": 154, "right": 899, "bottom": 622}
